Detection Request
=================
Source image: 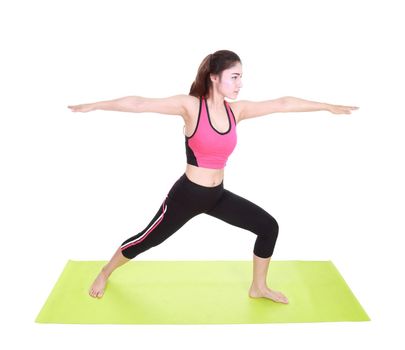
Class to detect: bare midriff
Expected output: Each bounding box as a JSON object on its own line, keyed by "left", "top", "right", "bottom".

{"left": 185, "top": 163, "right": 224, "bottom": 187}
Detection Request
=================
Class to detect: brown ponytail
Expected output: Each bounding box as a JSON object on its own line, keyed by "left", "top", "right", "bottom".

{"left": 189, "top": 50, "right": 242, "bottom": 99}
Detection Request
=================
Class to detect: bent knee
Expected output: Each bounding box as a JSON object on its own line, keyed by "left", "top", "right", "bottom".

{"left": 268, "top": 215, "right": 279, "bottom": 232}
{"left": 255, "top": 214, "right": 279, "bottom": 237}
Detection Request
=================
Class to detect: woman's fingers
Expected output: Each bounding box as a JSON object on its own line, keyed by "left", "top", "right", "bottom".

{"left": 329, "top": 105, "right": 359, "bottom": 114}
{"left": 67, "top": 104, "right": 93, "bottom": 112}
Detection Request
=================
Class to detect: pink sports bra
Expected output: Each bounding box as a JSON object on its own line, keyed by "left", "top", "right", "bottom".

{"left": 184, "top": 95, "right": 237, "bottom": 169}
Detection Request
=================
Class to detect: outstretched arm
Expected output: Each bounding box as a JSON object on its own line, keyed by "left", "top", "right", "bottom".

{"left": 67, "top": 94, "right": 188, "bottom": 117}
{"left": 68, "top": 96, "right": 142, "bottom": 113}
{"left": 238, "top": 96, "right": 359, "bottom": 122}
{"left": 281, "top": 96, "right": 359, "bottom": 114}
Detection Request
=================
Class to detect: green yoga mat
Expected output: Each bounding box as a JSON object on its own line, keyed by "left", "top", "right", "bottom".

{"left": 35, "top": 260, "right": 370, "bottom": 324}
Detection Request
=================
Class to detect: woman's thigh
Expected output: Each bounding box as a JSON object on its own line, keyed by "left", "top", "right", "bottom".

{"left": 120, "top": 174, "right": 225, "bottom": 259}
{"left": 120, "top": 195, "right": 199, "bottom": 258}
{"left": 205, "top": 189, "right": 278, "bottom": 233}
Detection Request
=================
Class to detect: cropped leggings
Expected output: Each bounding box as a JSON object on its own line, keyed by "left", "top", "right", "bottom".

{"left": 120, "top": 173, "right": 279, "bottom": 259}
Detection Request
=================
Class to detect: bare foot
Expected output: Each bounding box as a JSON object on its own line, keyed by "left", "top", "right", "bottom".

{"left": 249, "top": 285, "right": 289, "bottom": 304}
{"left": 89, "top": 268, "right": 109, "bottom": 298}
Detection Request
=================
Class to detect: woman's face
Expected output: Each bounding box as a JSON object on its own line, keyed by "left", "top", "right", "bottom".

{"left": 211, "top": 62, "right": 243, "bottom": 99}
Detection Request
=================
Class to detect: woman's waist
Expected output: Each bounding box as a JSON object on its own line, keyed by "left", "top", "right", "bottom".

{"left": 185, "top": 164, "right": 224, "bottom": 187}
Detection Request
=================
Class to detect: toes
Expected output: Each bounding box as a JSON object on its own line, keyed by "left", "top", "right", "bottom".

{"left": 89, "top": 286, "right": 103, "bottom": 298}
{"left": 280, "top": 295, "right": 288, "bottom": 304}
{"left": 278, "top": 295, "right": 288, "bottom": 303}
{"left": 272, "top": 290, "right": 289, "bottom": 304}
{"left": 279, "top": 296, "right": 288, "bottom": 303}
{"left": 89, "top": 287, "right": 99, "bottom": 298}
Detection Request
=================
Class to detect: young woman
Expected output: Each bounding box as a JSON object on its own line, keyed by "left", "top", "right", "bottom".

{"left": 68, "top": 50, "right": 358, "bottom": 304}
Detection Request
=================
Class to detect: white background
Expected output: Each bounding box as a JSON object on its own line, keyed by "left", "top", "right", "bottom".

{"left": 1, "top": 0, "right": 404, "bottom": 348}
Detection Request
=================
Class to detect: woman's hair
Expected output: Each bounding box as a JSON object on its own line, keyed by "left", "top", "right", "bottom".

{"left": 189, "top": 50, "right": 242, "bottom": 99}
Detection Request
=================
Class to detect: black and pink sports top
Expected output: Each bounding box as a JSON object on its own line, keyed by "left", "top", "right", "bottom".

{"left": 184, "top": 95, "right": 237, "bottom": 169}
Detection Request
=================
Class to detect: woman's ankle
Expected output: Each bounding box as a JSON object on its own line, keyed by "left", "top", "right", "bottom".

{"left": 250, "top": 282, "right": 268, "bottom": 290}
{"left": 101, "top": 266, "right": 112, "bottom": 278}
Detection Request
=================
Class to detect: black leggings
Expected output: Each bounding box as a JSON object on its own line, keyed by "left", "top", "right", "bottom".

{"left": 120, "top": 173, "right": 279, "bottom": 259}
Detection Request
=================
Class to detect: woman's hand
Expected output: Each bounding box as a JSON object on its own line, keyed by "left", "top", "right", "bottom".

{"left": 327, "top": 104, "right": 359, "bottom": 114}
{"left": 67, "top": 103, "right": 95, "bottom": 113}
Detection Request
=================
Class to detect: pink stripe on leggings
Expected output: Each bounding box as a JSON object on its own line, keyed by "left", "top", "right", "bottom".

{"left": 121, "top": 197, "right": 168, "bottom": 251}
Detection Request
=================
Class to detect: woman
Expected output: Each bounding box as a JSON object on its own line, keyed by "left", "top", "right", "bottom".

{"left": 68, "top": 50, "right": 358, "bottom": 304}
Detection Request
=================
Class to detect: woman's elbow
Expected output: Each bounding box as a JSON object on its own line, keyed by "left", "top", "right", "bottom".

{"left": 117, "top": 96, "right": 144, "bottom": 113}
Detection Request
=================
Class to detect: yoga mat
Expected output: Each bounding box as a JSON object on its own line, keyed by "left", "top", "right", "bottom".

{"left": 35, "top": 260, "right": 370, "bottom": 324}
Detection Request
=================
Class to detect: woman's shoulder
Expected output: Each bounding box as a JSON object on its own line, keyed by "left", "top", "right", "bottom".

{"left": 226, "top": 100, "right": 243, "bottom": 124}
{"left": 181, "top": 95, "right": 200, "bottom": 123}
